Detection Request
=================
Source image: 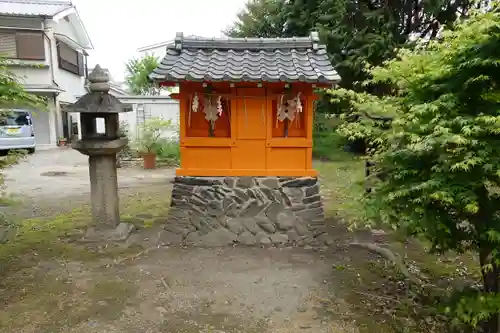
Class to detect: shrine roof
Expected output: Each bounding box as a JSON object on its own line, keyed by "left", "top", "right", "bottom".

{"left": 149, "top": 32, "right": 340, "bottom": 85}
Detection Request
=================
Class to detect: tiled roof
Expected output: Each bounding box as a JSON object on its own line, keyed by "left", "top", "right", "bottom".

{"left": 150, "top": 32, "right": 340, "bottom": 85}
{"left": 0, "top": 0, "right": 72, "bottom": 17}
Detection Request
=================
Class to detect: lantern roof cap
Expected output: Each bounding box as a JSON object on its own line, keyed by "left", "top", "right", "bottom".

{"left": 64, "top": 65, "right": 132, "bottom": 114}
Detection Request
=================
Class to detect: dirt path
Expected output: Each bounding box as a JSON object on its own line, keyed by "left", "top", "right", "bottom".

{"left": 2, "top": 247, "right": 358, "bottom": 333}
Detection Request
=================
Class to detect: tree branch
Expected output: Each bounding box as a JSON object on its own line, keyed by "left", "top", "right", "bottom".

{"left": 349, "top": 242, "right": 424, "bottom": 285}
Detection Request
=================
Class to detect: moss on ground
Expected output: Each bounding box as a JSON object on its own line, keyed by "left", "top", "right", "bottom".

{"left": 0, "top": 184, "right": 172, "bottom": 274}
{"left": 314, "top": 156, "right": 365, "bottom": 224}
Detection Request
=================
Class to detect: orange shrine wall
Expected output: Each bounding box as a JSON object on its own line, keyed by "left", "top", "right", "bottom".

{"left": 177, "top": 83, "right": 316, "bottom": 177}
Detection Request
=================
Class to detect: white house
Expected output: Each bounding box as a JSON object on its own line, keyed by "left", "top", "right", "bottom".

{"left": 137, "top": 40, "right": 173, "bottom": 60}
{"left": 0, "top": 0, "right": 92, "bottom": 149}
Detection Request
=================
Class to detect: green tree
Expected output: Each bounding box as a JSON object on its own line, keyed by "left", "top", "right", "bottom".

{"left": 225, "top": 0, "right": 288, "bottom": 37}
{"left": 227, "top": 0, "right": 487, "bottom": 91}
{"left": 125, "top": 55, "right": 162, "bottom": 96}
{"left": 332, "top": 7, "right": 500, "bottom": 332}
{"left": 0, "top": 57, "right": 45, "bottom": 108}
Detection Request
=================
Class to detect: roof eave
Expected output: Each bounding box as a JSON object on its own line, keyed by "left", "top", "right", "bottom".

{"left": 137, "top": 40, "right": 174, "bottom": 53}
{"left": 52, "top": 6, "right": 93, "bottom": 50}
{"left": 151, "top": 76, "right": 339, "bottom": 86}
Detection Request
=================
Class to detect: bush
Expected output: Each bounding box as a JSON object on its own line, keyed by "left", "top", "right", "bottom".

{"left": 154, "top": 138, "right": 180, "bottom": 166}
{"left": 312, "top": 112, "right": 355, "bottom": 160}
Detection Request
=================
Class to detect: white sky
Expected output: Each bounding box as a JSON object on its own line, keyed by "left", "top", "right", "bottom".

{"left": 72, "top": 0, "right": 247, "bottom": 82}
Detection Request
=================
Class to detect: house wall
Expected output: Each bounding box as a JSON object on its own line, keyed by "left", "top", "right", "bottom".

{"left": 46, "top": 17, "right": 87, "bottom": 141}
{"left": 0, "top": 13, "right": 89, "bottom": 148}
{"left": 47, "top": 18, "right": 87, "bottom": 103}
{"left": 4, "top": 21, "right": 53, "bottom": 87}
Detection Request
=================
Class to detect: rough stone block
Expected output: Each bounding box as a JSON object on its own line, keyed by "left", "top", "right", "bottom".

{"left": 224, "top": 177, "right": 236, "bottom": 188}
{"left": 240, "top": 200, "right": 264, "bottom": 217}
{"left": 238, "top": 231, "right": 257, "bottom": 245}
{"left": 237, "top": 177, "right": 256, "bottom": 188}
{"left": 234, "top": 188, "right": 250, "bottom": 201}
{"left": 207, "top": 201, "right": 223, "bottom": 217}
{"left": 226, "top": 218, "right": 245, "bottom": 235}
{"left": 287, "top": 229, "right": 300, "bottom": 243}
{"left": 194, "top": 228, "right": 237, "bottom": 247}
{"left": 281, "top": 177, "right": 317, "bottom": 188}
{"left": 256, "top": 232, "right": 271, "bottom": 245}
{"left": 275, "top": 211, "right": 296, "bottom": 231}
{"left": 279, "top": 189, "right": 292, "bottom": 206}
{"left": 242, "top": 218, "right": 261, "bottom": 235}
{"left": 282, "top": 187, "right": 304, "bottom": 203}
{"left": 256, "top": 217, "right": 276, "bottom": 233}
{"left": 305, "top": 185, "right": 320, "bottom": 197}
{"left": 265, "top": 202, "right": 285, "bottom": 222}
{"left": 295, "top": 220, "right": 310, "bottom": 236}
{"left": 270, "top": 233, "right": 288, "bottom": 244}
{"left": 166, "top": 175, "right": 327, "bottom": 248}
{"left": 303, "top": 195, "right": 321, "bottom": 205}
{"left": 260, "top": 177, "right": 280, "bottom": 189}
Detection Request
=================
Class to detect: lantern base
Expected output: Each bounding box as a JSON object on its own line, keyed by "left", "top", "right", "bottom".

{"left": 72, "top": 138, "right": 128, "bottom": 156}
{"left": 160, "top": 176, "right": 329, "bottom": 247}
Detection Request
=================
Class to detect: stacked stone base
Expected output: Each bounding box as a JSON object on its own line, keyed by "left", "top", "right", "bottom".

{"left": 161, "top": 176, "right": 328, "bottom": 247}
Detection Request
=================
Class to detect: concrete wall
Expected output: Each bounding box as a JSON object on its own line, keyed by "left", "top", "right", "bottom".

{"left": 117, "top": 97, "right": 180, "bottom": 141}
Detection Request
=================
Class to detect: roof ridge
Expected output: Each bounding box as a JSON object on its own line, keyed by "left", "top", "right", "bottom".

{"left": 169, "top": 31, "right": 322, "bottom": 51}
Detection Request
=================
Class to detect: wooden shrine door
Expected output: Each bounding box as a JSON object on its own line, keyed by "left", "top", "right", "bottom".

{"left": 231, "top": 88, "right": 268, "bottom": 172}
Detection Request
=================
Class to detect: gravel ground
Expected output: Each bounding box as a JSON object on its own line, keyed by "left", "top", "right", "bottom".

{"left": 0, "top": 149, "right": 361, "bottom": 333}
{"left": 3, "top": 148, "right": 174, "bottom": 200}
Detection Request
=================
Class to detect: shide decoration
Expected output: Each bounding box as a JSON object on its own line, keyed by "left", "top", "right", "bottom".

{"left": 276, "top": 92, "right": 304, "bottom": 137}
{"left": 189, "top": 92, "right": 227, "bottom": 136}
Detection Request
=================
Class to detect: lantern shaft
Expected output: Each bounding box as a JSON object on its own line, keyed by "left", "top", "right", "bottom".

{"left": 89, "top": 154, "right": 120, "bottom": 226}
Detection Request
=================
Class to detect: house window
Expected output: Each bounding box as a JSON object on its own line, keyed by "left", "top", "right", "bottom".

{"left": 0, "top": 30, "right": 45, "bottom": 60}
{"left": 57, "top": 42, "right": 84, "bottom": 76}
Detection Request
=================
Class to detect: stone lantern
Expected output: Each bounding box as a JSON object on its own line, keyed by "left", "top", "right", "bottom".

{"left": 66, "top": 65, "right": 132, "bottom": 229}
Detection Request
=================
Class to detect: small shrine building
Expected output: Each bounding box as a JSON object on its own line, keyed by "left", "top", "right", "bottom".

{"left": 150, "top": 32, "right": 340, "bottom": 247}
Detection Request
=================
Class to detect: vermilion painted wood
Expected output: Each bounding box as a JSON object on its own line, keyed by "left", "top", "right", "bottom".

{"left": 175, "top": 82, "right": 319, "bottom": 176}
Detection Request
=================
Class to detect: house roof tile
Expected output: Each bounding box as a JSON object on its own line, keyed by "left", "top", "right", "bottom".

{"left": 0, "top": 0, "right": 72, "bottom": 17}
{"left": 150, "top": 32, "right": 340, "bottom": 85}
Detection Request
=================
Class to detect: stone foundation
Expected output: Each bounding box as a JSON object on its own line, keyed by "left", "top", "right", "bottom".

{"left": 162, "top": 176, "right": 328, "bottom": 247}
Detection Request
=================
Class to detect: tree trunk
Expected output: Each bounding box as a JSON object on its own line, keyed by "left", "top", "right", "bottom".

{"left": 479, "top": 246, "right": 500, "bottom": 333}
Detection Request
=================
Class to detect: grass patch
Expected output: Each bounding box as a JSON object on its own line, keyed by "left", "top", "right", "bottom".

{"left": 0, "top": 185, "right": 167, "bottom": 332}
{"left": 314, "top": 154, "right": 365, "bottom": 224}
{"left": 0, "top": 184, "right": 172, "bottom": 275}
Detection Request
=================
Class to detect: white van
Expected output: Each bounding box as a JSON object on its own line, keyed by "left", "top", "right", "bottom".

{"left": 0, "top": 110, "right": 36, "bottom": 153}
